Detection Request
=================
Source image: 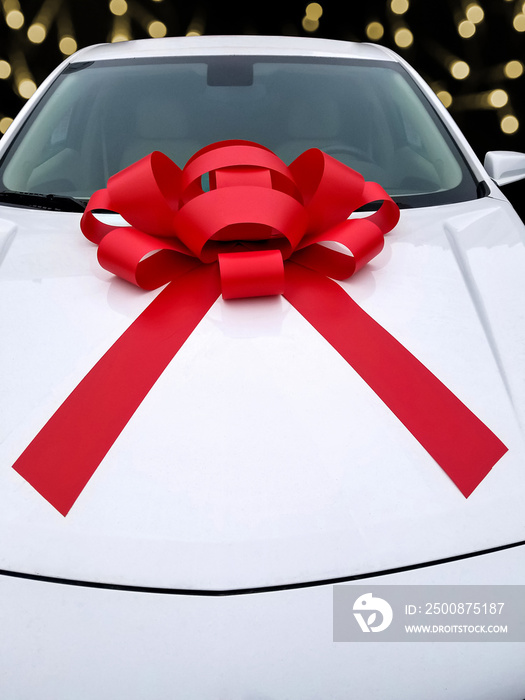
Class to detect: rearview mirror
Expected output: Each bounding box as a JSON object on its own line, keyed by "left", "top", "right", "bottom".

{"left": 484, "top": 150, "right": 525, "bottom": 186}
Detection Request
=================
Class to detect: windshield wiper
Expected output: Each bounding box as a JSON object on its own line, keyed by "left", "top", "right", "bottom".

{"left": 0, "top": 190, "right": 86, "bottom": 212}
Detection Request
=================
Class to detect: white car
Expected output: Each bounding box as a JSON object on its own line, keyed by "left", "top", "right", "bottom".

{"left": 0, "top": 35, "right": 524, "bottom": 698}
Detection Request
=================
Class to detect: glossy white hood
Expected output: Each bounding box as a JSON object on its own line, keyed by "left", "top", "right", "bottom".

{"left": 0, "top": 196, "right": 524, "bottom": 589}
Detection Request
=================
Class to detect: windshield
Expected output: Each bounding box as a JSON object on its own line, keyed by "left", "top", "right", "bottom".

{"left": 0, "top": 55, "right": 479, "bottom": 208}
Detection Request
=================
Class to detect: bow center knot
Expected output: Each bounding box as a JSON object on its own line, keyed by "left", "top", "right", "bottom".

{"left": 218, "top": 249, "right": 285, "bottom": 300}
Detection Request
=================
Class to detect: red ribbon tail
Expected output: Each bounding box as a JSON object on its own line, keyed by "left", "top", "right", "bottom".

{"left": 13, "top": 264, "right": 221, "bottom": 515}
{"left": 283, "top": 262, "right": 507, "bottom": 497}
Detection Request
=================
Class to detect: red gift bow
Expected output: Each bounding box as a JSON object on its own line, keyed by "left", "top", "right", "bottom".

{"left": 13, "top": 140, "right": 507, "bottom": 515}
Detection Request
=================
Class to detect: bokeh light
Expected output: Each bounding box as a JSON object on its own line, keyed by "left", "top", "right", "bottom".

{"left": 500, "top": 114, "right": 519, "bottom": 134}
{"left": 59, "top": 35, "right": 77, "bottom": 54}
{"left": 0, "top": 60, "right": 11, "bottom": 79}
{"left": 6, "top": 9, "right": 24, "bottom": 29}
{"left": 466, "top": 3, "right": 484, "bottom": 23}
{"left": 391, "top": 0, "right": 409, "bottom": 15}
{"left": 437, "top": 90, "right": 453, "bottom": 108}
{"left": 27, "top": 22, "right": 47, "bottom": 43}
{"left": 504, "top": 60, "right": 524, "bottom": 79}
{"left": 450, "top": 59, "right": 470, "bottom": 79}
{"left": 394, "top": 27, "right": 413, "bottom": 48}
{"left": 458, "top": 20, "right": 476, "bottom": 38}
{"left": 366, "top": 21, "right": 384, "bottom": 40}
{"left": 488, "top": 89, "right": 509, "bottom": 108}
{"left": 0, "top": 115, "right": 13, "bottom": 132}
{"left": 147, "top": 20, "right": 167, "bottom": 37}
{"left": 513, "top": 13, "right": 525, "bottom": 31}
{"left": 109, "top": 0, "right": 127, "bottom": 16}
{"left": 17, "top": 78, "right": 36, "bottom": 99}
{"left": 305, "top": 3, "right": 323, "bottom": 20}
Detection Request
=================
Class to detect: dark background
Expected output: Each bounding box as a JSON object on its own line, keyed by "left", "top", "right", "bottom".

{"left": 1, "top": 0, "right": 525, "bottom": 207}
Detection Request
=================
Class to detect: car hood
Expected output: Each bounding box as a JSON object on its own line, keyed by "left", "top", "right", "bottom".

{"left": 0, "top": 196, "right": 524, "bottom": 590}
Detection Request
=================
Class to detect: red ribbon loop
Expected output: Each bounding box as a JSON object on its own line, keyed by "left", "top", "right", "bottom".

{"left": 12, "top": 140, "right": 507, "bottom": 515}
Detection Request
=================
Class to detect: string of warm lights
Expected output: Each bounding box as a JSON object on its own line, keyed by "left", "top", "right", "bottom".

{"left": 0, "top": 0, "right": 523, "bottom": 148}
{"left": 361, "top": 0, "right": 522, "bottom": 137}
